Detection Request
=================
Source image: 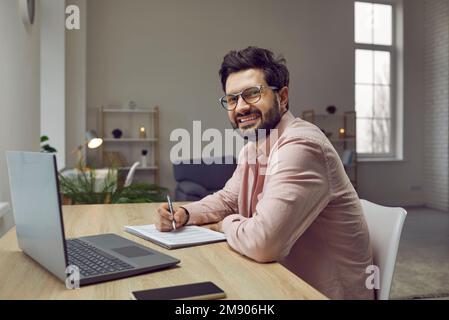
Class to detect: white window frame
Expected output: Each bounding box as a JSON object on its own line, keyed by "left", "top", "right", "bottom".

{"left": 354, "top": 0, "right": 403, "bottom": 161}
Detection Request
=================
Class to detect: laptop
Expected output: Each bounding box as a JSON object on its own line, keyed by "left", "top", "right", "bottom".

{"left": 6, "top": 151, "right": 180, "bottom": 286}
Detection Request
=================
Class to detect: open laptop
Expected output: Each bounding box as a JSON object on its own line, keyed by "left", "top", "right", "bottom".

{"left": 6, "top": 151, "right": 180, "bottom": 286}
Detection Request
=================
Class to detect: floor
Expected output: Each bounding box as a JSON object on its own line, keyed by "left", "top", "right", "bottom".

{"left": 389, "top": 206, "right": 449, "bottom": 299}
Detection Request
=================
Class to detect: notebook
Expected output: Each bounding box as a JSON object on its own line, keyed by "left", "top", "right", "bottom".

{"left": 124, "top": 224, "right": 226, "bottom": 249}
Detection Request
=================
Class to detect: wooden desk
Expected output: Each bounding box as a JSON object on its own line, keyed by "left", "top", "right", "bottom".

{"left": 0, "top": 203, "right": 327, "bottom": 300}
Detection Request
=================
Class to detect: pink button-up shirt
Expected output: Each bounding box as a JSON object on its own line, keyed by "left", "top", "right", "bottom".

{"left": 183, "top": 111, "right": 375, "bottom": 300}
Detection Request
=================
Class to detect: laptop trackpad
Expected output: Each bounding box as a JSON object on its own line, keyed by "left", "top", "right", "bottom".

{"left": 112, "top": 246, "right": 154, "bottom": 258}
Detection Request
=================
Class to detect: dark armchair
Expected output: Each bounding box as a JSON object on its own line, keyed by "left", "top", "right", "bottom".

{"left": 173, "top": 156, "right": 237, "bottom": 201}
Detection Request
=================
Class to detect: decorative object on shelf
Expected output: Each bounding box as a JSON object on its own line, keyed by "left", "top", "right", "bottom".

{"left": 104, "top": 151, "right": 127, "bottom": 168}
{"left": 128, "top": 100, "right": 137, "bottom": 110}
{"left": 40, "top": 135, "right": 57, "bottom": 153}
{"left": 112, "top": 128, "right": 123, "bottom": 139}
{"left": 139, "top": 126, "right": 147, "bottom": 139}
{"left": 141, "top": 149, "right": 148, "bottom": 167}
{"left": 326, "top": 105, "right": 337, "bottom": 114}
{"left": 339, "top": 128, "right": 346, "bottom": 139}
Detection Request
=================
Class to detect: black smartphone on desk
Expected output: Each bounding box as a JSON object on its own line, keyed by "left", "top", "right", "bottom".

{"left": 131, "top": 281, "right": 226, "bottom": 300}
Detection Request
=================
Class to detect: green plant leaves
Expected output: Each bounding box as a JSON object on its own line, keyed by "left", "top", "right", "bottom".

{"left": 110, "top": 183, "right": 168, "bottom": 204}
{"left": 59, "top": 167, "right": 168, "bottom": 205}
{"left": 40, "top": 135, "right": 57, "bottom": 153}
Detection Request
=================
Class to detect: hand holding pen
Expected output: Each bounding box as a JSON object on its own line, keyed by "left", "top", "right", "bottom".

{"left": 154, "top": 198, "right": 190, "bottom": 232}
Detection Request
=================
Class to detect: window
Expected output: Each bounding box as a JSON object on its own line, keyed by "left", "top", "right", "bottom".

{"left": 355, "top": 1, "right": 396, "bottom": 157}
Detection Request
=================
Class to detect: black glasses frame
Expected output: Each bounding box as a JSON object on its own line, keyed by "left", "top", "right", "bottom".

{"left": 219, "top": 85, "right": 279, "bottom": 111}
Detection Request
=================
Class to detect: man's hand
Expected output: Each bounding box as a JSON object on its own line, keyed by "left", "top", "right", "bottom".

{"left": 208, "top": 220, "right": 223, "bottom": 233}
{"left": 155, "top": 204, "right": 188, "bottom": 232}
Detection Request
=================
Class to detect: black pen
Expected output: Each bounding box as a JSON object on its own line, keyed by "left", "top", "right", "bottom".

{"left": 167, "top": 195, "right": 176, "bottom": 231}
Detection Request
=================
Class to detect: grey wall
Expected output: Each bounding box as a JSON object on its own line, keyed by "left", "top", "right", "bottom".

{"left": 0, "top": 0, "right": 41, "bottom": 237}
{"left": 85, "top": 0, "right": 426, "bottom": 206}
{"left": 66, "top": 0, "right": 87, "bottom": 168}
{"left": 40, "top": 0, "right": 66, "bottom": 169}
{"left": 423, "top": 0, "right": 449, "bottom": 211}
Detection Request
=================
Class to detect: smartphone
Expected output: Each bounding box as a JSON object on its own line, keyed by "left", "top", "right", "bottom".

{"left": 131, "top": 281, "right": 226, "bottom": 300}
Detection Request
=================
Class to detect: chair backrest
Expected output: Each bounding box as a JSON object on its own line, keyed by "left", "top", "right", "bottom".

{"left": 360, "top": 199, "right": 407, "bottom": 300}
{"left": 124, "top": 162, "right": 140, "bottom": 187}
{"left": 173, "top": 156, "right": 237, "bottom": 190}
{"left": 0, "top": 202, "right": 10, "bottom": 220}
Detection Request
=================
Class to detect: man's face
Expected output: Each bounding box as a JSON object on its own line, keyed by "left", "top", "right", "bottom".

{"left": 225, "top": 69, "right": 285, "bottom": 139}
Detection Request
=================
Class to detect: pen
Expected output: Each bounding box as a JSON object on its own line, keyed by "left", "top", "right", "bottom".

{"left": 167, "top": 195, "right": 176, "bottom": 231}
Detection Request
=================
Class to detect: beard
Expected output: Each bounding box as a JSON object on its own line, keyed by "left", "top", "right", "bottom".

{"left": 230, "top": 97, "right": 282, "bottom": 141}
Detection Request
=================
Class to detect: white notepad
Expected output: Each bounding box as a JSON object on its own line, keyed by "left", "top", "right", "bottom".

{"left": 124, "top": 224, "right": 226, "bottom": 249}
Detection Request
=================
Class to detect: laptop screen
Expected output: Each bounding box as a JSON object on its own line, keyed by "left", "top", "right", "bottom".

{"left": 6, "top": 151, "right": 68, "bottom": 282}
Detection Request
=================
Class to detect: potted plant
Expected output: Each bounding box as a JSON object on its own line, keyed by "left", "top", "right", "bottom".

{"left": 41, "top": 135, "right": 57, "bottom": 153}
{"left": 59, "top": 162, "right": 168, "bottom": 205}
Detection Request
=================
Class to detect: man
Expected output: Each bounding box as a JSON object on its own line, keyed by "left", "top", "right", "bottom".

{"left": 156, "top": 47, "right": 375, "bottom": 300}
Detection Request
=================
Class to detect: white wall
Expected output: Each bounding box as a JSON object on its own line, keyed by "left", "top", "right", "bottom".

{"left": 66, "top": 0, "right": 87, "bottom": 168}
{"left": 40, "top": 0, "right": 66, "bottom": 169}
{"left": 0, "top": 0, "right": 41, "bottom": 237}
{"left": 85, "top": 0, "right": 426, "bottom": 206}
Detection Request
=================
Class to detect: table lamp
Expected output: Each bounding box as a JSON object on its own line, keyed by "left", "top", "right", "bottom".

{"left": 85, "top": 130, "right": 103, "bottom": 149}
{"left": 74, "top": 130, "right": 103, "bottom": 171}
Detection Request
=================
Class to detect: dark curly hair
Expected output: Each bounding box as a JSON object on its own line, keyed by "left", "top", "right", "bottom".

{"left": 219, "top": 46, "right": 290, "bottom": 110}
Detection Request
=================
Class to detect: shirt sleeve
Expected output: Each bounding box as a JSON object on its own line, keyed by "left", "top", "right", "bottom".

{"left": 221, "top": 137, "right": 332, "bottom": 263}
{"left": 181, "top": 161, "right": 242, "bottom": 226}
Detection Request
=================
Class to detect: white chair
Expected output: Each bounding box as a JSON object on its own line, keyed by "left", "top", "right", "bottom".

{"left": 124, "top": 162, "right": 140, "bottom": 187}
{"left": 0, "top": 202, "right": 10, "bottom": 220}
{"left": 360, "top": 199, "right": 407, "bottom": 300}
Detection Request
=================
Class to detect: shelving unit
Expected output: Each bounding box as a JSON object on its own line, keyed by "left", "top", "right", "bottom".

{"left": 302, "top": 110, "right": 358, "bottom": 191}
{"left": 99, "top": 106, "right": 160, "bottom": 184}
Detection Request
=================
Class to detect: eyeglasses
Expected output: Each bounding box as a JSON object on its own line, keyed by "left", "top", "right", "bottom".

{"left": 219, "top": 85, "right": 278, "bottom": 111}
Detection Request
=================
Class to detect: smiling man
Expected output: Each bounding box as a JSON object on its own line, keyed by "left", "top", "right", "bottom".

{"left": 156, "top": 47, "right": 375, "bottom": 300}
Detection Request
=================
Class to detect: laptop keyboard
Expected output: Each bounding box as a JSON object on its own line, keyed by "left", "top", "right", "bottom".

{"left": 66, "top": 239, "right": 134, "bottom": 277}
